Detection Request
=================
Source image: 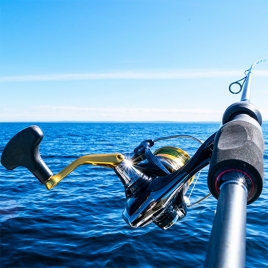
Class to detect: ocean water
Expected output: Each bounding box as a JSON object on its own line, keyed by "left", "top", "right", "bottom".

{"left": 0, "top": 122, "right": 267, "bottom": 268}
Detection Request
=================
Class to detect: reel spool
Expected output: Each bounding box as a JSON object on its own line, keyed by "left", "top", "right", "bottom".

{"left": 154, "top": 146, "right": 194, "bottom": 178}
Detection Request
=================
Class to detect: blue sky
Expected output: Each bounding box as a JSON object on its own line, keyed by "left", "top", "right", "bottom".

{"left": 0, "top": 0, "right": 267, "bottom": 122}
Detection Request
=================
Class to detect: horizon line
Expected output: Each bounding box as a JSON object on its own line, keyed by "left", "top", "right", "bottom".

{"left": 1, "top": 120, "right": 268, "bottom": 123}
{"left": 0, "top": 120, "right": 222, "bottom": 123}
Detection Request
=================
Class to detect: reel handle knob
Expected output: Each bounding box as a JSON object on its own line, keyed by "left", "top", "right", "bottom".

{"left": 1, "top": 126, "right": 52, "bottom": 184}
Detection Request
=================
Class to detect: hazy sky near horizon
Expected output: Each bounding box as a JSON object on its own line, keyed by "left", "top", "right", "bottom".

{"left": 1, "top": 0, "right": 268, "bottom": 122}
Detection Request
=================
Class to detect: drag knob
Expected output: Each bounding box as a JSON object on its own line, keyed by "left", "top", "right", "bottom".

{"left": 1, "top": 126, "right": 52, "bottom": 184}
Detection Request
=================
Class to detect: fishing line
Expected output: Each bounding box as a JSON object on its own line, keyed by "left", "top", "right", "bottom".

{"left": 186, "top": 167, "right": 212, "bottom": 208}
{"left": 188, "top": 168, "right": 202, "bottom": 201}
{"left": 154, "top": 134, "right": 203, "bottom": 144}
{"left": 187, "top": 193, "right": 212, "bottom": 208}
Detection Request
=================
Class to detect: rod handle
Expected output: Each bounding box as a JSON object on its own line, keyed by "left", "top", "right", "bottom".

{"left": 207, "top": 117, "right": 264, "bottom": 204}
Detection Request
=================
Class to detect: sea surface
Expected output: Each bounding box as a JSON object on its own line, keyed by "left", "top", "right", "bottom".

{"left": 0, "top": 122, "right": 267, "bottom": 268}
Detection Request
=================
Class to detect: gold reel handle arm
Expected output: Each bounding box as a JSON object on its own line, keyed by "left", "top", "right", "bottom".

{"left": 45, "top": 153, "right": 124, "bottom": 190}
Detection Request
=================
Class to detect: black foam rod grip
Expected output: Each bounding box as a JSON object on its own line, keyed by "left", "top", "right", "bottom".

{"left": 208, "top": 119, "right": 264, "bottom": 204}
{"left": 1, "top": 126, "right": 53, "bottom": 184}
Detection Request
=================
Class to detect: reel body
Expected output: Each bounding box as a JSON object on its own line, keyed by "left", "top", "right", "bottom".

{"left": 115, "top": 146, "right": 193, "bottom": 229}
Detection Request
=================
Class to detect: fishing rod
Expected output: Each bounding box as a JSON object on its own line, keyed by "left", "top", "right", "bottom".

{"left": 204, "top": 60, "right": 265, "bottom": 268}
{"left": 1, "top": 60, "right": 265, "bottom": 267}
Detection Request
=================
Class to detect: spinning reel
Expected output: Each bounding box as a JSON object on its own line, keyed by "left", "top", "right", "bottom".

{"left": 1, "top": 125, "right": 211, "bottom": 230}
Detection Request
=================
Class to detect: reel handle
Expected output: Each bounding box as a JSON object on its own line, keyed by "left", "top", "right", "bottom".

{"left": 1, "top": 126, "right": 53, "bottom": 184}
{"left": 1, "top": 125, "right": 125, "bottom": 189}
